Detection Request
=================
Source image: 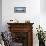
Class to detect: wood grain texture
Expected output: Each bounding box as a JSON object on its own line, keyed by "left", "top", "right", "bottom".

{"left": 7, "top": 23, "right": 34, "bottom": 46}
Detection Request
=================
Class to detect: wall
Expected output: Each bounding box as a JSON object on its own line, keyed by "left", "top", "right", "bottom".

{"left": 2, "top": 0, "right": 46, "bottom": 46}
{"left": 40, "top": 0, "right": 46, "bottom": 31}
{"left": 0, "top": 0, "right": 2, "bottom": 32}
{"left": 40, "top": 0, "right": 46, "bottom": 14}
{"left": 2, "top": 0, "right": 40, "bottom": 30}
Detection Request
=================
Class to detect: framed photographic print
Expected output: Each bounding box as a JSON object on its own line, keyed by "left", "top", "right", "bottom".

{"left": 14, "top": 7, "right": 26, "bottom": 13}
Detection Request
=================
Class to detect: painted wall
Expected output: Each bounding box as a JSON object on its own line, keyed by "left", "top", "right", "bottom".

{"left": 40, "top": 0, "right": 46, "bottom": 31}
{"left": 40, "top": 0, "right": 46, "bottom": 14}
{"left": 0, "top": 0, "right": 2, "bottom": 32}
{"left": 2, "top": 0, "right": 40, "bottom": 31}
{"left": 2, "top": 0, "right": 46, "bottom": 46}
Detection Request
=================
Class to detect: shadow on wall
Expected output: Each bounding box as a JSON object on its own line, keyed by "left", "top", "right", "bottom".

{"left": 0, "top": 0, "right": 2, "bottom": 32}
{"left": 40, "top": 0, "right": 46, "bottom": 14}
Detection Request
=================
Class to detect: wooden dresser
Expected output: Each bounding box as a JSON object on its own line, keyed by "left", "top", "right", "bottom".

{"left": 7, "top": 23, "right": 34, "bottom": 46}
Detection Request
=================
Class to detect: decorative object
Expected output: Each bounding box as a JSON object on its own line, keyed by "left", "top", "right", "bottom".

{"left": 8, "top": 19, "right": 19, "bottom": 23}
{"left": 1, "top": 31, "right": 12, "bottom": 46}
{"left": 36, "top": 25, "right": 45, "bottom": 46}
{"left": 0, "top": 32, "right": 5, "bottom": 46}
{"left": 14, "top": 7, "right": 26, "bottom": 13}
{"left": 25, "top": 20, "right": 30, "bottom": 23}
{"left": 10, "top": 20, "right": 13, "bottom": 21}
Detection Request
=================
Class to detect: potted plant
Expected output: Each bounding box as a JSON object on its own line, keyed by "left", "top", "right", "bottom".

{"left": 36, "top": 25, "right": 45, "bottom": 46}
